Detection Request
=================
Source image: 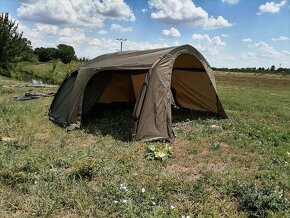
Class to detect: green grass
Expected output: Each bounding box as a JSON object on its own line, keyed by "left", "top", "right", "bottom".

{"left": 0, "top": 72, "right": 289, "bottom": 217}
{"left": 17, "top": 61, "right": 67, "bottom": 73}
{"left": 10, "top": 61, "right": 81, "bottom": 84}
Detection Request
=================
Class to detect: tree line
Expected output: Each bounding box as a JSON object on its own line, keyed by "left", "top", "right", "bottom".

{"left": 212, "top": 66, "right": 290, "bottom": 74}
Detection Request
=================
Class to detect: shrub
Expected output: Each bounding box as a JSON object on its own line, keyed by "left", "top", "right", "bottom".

{"left": 0, "top": 86, "right": 16, "bottom": 94}
{"left": 230, "top": 181, "right": 289, "bottom": 217}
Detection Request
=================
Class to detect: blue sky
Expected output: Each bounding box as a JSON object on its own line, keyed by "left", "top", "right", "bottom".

{"left": 1, "top": 0, "right": 290, "bottom": 68}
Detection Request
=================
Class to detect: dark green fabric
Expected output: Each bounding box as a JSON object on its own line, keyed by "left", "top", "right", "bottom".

{"left": 48, "top": 44, "right": 227, "bottom": 141}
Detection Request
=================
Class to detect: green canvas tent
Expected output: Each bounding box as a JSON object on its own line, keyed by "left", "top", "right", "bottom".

{"left": 49, "top": 44, "right": 226, "bottom": 141}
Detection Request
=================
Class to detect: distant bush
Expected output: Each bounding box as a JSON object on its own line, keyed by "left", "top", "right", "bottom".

{"left": 39, "top": 60, "right": 72, "bottom": 85}
{"left": 34, "top": 44, "right": 77, "bottom": 64}
{"left": 0, "top": 86, "right": 16, "bottom": 94}
{"left": 34, "top": 47, "right": 58, "bottom": 62}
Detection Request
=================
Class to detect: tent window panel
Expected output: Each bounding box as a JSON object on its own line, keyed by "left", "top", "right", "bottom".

{"left": 171, "top": 70, "right": 218, "bottom": 113}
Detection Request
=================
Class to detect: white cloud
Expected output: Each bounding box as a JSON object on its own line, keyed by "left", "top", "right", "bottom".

{"left": 35, "top": 24, "right": 82, "bottom": 38}
{"left": 174, "top": 41, "right": 180, "bottom": 46}
{"left": 282, "top": 50, "right": 290, "bottom": 55}
{"left": 141, "top": 8, "right": 148, "bottom": 13}
{"left": 17, "top": 0, "right": 135, "bottom": 28}
{"left": 35, "top": 23, "right": 58, "bottom": 35}
{"left": 192, "top": 33, "right": 226, "bottom": 55}
{"left": 17, "top": 22, "right": 86, "bottom": 48}
{"left": 203, "top": 16, "right": 232, "bottom": 30}
{"left": 88, "top": 38, "right": 119, "bottom": 51}
{"left": 217, "top": 53, "right": 237, "bottom": 61}
{"left": 110, "top": 24, "right": 132, "bottom": 33}
{"left": 272, "top": 36, "right": 289, "bottom": 41}
{"left": 241, "top": 52, "right": 256, "bottom": 59}
{"left": 221, "top": 34, "right": 229, "bottom": 37}
{"left": 258, "top": 0, "right": 287, "bottom": 15}
{"left": 254, "top": 41, "right": 281, "bottom": 58}
{"left": 35, "top": 24, "right": 86, "bottom": 44}
{"left": 18, "top": 0, "right": 39, "bottom": 3}
{"left": 97, "top": 30, "right": 108, "bottom": 35}
{"left": 162, "top": 27, "right": 181, "bottom": 38}
{"left": 242, "top": 38, "right": 252, "bottom": 42}
{"left": 222, "top": 0, "right": 239, "bottom": 4}
{"left": 17, "top": 23, "right": 53, "bottom": 48}
{"left": 87, "top": 38, "right": 168, "bottom": 55}
{"left": 126, "top": 41, "right": 168, "bottom": 50}
{"left": 94, "top": 0, "right": 135, "bottom": 21}
{"left": 240, "top": 41, "right": 290, "bottom": 67}
{"left": 149, "top": 0, "right": 232, "bottom": 29}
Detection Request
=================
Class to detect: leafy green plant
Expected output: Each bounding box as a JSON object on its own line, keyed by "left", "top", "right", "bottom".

{"left": 145, "top": 144, "right": 172, "bottom": 162}
{"left": 10, "top": 70, "right": 22, "bottom": 80}
{"left": 230, "top": 181, "right": 289, "bottom": 217}
{"left": 66, "top": 60, "right": 79, "bottom": 73}
{"left": 208, "top": 142, "right": 221, "bottom": 150}
{"left": 69, "top": 158, "right": 104, "bottom": 181}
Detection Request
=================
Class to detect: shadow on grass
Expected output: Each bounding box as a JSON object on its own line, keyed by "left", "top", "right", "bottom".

{"left": 82, "top": 103, "right": 135, "bottom": 142}
{"left": 82, "top": 103, "right": 219, "bottom": 142}
{"left": 172, "top": 107, "right": 219, "bottom": 124}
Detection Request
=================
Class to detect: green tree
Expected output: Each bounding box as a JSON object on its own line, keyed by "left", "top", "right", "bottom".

{"left": 270, "top": 65, "right": 276, "bottom": 71}
{"left": 35, "top": 47, "right": 58, "bottom": 62}
{"left": 21, "top": 38, "right": 37, "bottom": 61}
{"left": 0, "top": 12, "right": 29, "bottom": 76}
{"left": 57, "top": 44, "right": 76, "bottom": 64}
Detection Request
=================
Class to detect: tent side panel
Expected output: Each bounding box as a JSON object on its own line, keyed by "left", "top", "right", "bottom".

{"left": 48, "top": 72, "right": 78, "bottom": 125}
{"left": 66, "top": 68, "right": 97, "bottom": 128}
{"left": 134, "top": 57, "right": 174, "bottom": 141}
{"left": 133, "top": 46, "right": 227, "bottom": 141}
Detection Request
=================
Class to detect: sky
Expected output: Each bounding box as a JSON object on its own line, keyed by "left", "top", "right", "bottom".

{"left": 1, "top": 0, "right": 290, "bottom": 68}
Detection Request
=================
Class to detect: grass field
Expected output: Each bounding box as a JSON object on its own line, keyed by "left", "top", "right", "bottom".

{"left": 11, "top": 61, "right": 81, "bottom": 85}
{"left": 0, "top": 72, "right": 289, "bottom": 217}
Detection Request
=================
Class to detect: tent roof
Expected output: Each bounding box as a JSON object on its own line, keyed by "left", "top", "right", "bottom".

{"left": 80, "top": 44, "right": 208, "bottom": 71}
